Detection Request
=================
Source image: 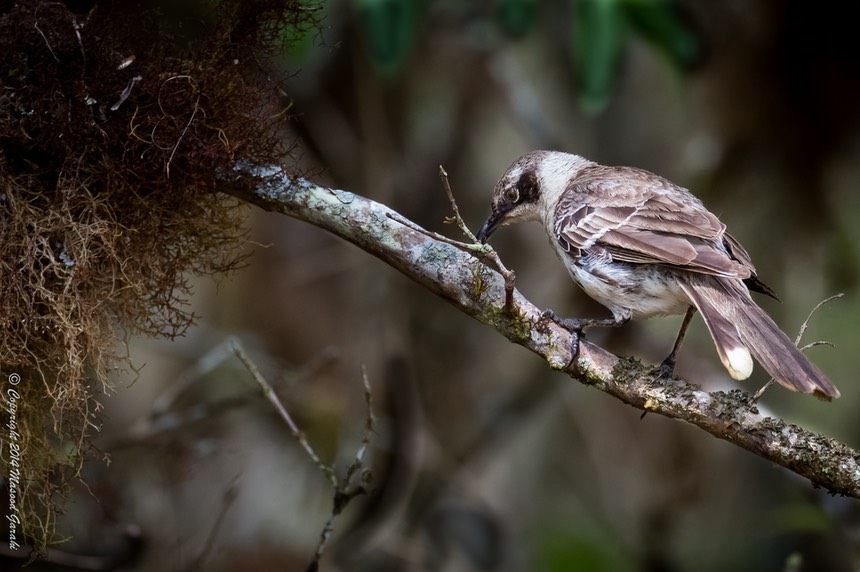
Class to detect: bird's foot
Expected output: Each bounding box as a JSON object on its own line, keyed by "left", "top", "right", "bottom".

{"left": 539, "top": 309, "right": 585, "bottom": 367}
{"left": 656, "top": 355, "right": 676, "bottom": 380}
{"left": 540, "top": 309, "right": 587, "bottom": 333}
{"left": 539, "top": 311, "right": 629, "bottom": 367}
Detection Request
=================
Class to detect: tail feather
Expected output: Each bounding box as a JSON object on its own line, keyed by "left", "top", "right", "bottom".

{"left": 679, "top": 276, "right": 839, "bottom": 400}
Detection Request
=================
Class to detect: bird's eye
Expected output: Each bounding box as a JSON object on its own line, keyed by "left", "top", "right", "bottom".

{"left": 504, "top": 188, "right": 519, "bottom": 203}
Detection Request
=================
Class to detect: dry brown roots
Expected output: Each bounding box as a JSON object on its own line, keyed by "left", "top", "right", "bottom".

{"left": 0, "top": 0, "right": 322, "bottom": 549}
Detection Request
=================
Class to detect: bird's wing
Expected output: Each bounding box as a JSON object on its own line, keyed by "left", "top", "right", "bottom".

{"left": 554, "top": 165, "right": 752, "bottom": 278}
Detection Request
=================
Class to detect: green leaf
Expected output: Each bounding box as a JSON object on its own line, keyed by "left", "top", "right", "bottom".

{"left": 622, "top": 0, "right": 701, "bottom": 70}
{"left": 354, "top": 0, "right": 421, "bottom": 77}
{"left": 574, "top": 0, "right": 628, "bottom": 115}
{"left": 496, "top": 0, "right": 540, "bottom": 39}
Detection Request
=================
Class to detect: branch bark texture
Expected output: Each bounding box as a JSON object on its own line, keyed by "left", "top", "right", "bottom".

{"left": 220, "top": 164, "right": 860, "bottom": 498}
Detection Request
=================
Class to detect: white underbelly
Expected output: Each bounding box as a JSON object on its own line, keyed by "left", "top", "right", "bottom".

{"left": 563, "top": 256, "right": 691, "bottom": 321}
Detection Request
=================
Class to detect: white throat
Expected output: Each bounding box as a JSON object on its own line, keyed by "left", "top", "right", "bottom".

{"left": 534, "top": 152, "right": 594, "bottom": 224}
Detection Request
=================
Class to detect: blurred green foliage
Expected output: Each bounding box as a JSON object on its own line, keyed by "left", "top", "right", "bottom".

{"left": 574, "top": 0, "right": 628, "bottom": 114}
{"left": 345, "top": 0, "right": 699, "bottom": 113}
{"left": 496, "top": 0, "right": 540, "bottom": 38}
{"left": 536, "top": 526, "right": 625, "bottom": 572}
{"left": 575, "top": 0, "right": 700, "bottom": 113}
{"left": 622, "top": 0, "right": 701, "bottom": 69}
{"left": 354, "top": 0, "right": 422, "bottom": 76}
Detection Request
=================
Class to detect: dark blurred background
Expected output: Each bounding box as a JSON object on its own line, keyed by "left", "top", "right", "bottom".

{"left": 23, "top": 0, "right": 860, "bottom": 570}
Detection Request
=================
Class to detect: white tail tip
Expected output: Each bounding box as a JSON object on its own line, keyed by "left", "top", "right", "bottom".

{"left": 725, "top": 347, "right": 754, "bottom": 380}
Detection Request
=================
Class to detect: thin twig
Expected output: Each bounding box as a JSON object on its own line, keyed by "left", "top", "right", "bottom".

{"left": 753, "top": 293, "right": 843, "bottom": 401}
{"left": 386, "top": 207, "right": 517, "bottom": 311}
{"left": 230, "top": 338, "right": 336, "bottom": 486}
{"left": 799, "top": 340, "right": 835, "bottom": 352}
{"left": 439, "top": 165, "right": 517, "bottom": 312}
{"left": 229, "top": 337, "right": 374, "bottom": 572}
{"left": 191, "top": 476, "right": 240, "bottom": 569}
{"left": 146, "top": 338, "right": 236, "bottom": 423}
{"left": 796, "top": 293, "right": 844, "bottom": 345}
{"left": 386, "top": 211, "right": 486, "bottom": 253}
{"left": 307, "top": 367, "right": 375, "bottom": 572}
{"left": 439, "top": 166, "right": 479, "bottom": 243}
{"left": 348, "top": 365, "right": 375, "bottom": 475}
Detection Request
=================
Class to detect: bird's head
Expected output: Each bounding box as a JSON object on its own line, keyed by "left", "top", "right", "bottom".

{"left": 476, "top": 150, "right": 593, "bottom": 243}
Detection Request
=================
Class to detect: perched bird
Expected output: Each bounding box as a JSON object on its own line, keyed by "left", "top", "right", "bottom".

{"left": 476, "top": 150, "right": 839, "bottom": 400}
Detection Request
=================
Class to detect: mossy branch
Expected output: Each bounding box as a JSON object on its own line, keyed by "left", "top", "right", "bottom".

{"left": 220, "top": 163, "right": 860, "bottom": 498}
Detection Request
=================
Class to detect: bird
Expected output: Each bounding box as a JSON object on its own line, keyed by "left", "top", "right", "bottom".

{"left": 475, "top": 150, "right": 839, "bottom": 400}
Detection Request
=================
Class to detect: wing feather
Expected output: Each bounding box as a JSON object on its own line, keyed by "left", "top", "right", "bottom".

{"left": 554, "top": 165, "right": 753, "bottom": 279}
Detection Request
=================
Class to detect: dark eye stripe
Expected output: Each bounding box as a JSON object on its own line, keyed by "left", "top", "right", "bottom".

{"left": 516, "top": 171, "right": 540, "bottom": 203}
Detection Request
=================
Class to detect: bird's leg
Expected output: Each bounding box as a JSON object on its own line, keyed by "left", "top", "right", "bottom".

{"left": 540, "top": 309, "right": 629, "bottom": 366}
{"left": 540, "top": 310, "right": 626, "bottom": 332}
{"left": 658, "top": 306, "right": 697, "bottom": 379}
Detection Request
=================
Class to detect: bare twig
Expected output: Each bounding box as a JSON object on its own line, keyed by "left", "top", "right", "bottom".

{"left": 385, "top": 211, "right": 485, "bottom": 254}
{"left": 798, "top": 293, "right": 844, "bottom": 343}
{"left": 191, "top": 477, "right": 240, "bottom": 570}
{"left": 385, "top": 208, "right": 518, "bottom": 312}
{"left": 438, "top": 166, "right": 478, "bottom": 242}
{"left": 439, "top": 165, "right": 517, "bottom": 312}
{"left": 799, "top": 340, "right": 836, "bottom": 352}
{"left": 228, "top": 337, "right": 374, "bottom": 572}
{"left": 306, "top": 367, "right": 375, "bottom": 572}
{"left": 230, "top": 338, "right": 336, "bottom": 486}
{"left": 753, "top": 293, "right": 843, "bottom": 402}
{"left": 350, "top": 365, "right": 376, "bottom": 476}
{"left": 385, "top": 167, "right": 518, "bottom": 312}
{"left": 152, "top": 340, "right": 235, "bottom": 414}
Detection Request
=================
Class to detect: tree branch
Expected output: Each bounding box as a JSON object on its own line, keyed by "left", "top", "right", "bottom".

{"left": 219, "top": 163, "right": 860, "bottom": 498}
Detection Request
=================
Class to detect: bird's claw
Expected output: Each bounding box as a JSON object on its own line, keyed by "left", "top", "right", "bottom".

{"left": 656, "top": 356, "right": 676, "bottom": 380}
{"left": 539, "top": 309, "right": 584, "bottom": 367}
{"left": 540, "top": 309, "right": 584, "bottom": 334}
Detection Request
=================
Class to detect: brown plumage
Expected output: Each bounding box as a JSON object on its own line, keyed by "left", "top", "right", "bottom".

{"left": 477, "top": 151, "right": 839, "bottom": 400}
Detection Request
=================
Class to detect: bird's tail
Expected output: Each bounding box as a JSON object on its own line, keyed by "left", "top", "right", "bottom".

{"left": 679, "top": 275, "right": 840, "bottom": 400}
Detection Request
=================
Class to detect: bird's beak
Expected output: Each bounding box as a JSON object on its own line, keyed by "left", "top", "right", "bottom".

{"left": 476, "top": 211, "right": 503, "bottom": 243}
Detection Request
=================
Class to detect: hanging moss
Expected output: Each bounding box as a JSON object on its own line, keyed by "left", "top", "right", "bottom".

{"left": 0, "top": 0, "right": 322, "bottom": 550}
